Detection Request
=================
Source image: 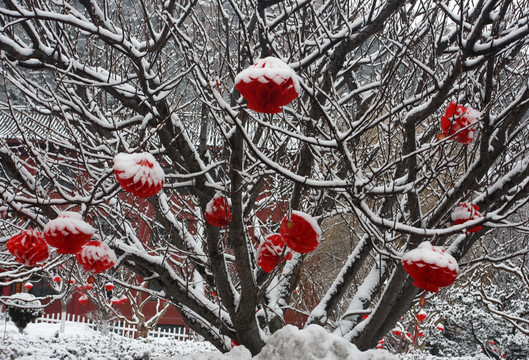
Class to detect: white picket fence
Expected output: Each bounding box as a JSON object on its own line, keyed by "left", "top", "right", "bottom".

{"left": 37, "top": 313, "right": 191, "bottom": 341}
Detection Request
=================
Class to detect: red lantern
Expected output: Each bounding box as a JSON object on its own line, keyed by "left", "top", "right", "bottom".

{"left": 105, "top": 282, "right": 114, "bottom": 291}
{"left": 436, "top": 323, "right": 444, "bottom": 331}
{"left": 119, "top": 295, "right": 127, "bottom": 304}
{"left": 111, "top": 296, "right": 120, "bottom": 305}
{"left": 53, "top": 275, "right": 61, "bottom": 282}
{"left": 417, "top": 332, "right": 424, "bottom": 338}
{"left": 451, "top": 202, "right": 483, "bottom": 233}
{"left": 6, "top": 229, "right": 49, "bottom": 266}
{"left": 376, "top": 344, "right": 383, "bottom": 349}
{"left": 84, "top": 283, "right": 94, "bottom": 290}
{"left": 235, "top": 57, "right": 300, "bottom": 114}
{"left": 280, "top": 211, "right": 321, "bottom": 253}
{"left": 76, "top": 240, "right": 117, "bottom": 274}
{"left": 113, "top": 152, "right": 164, "bottom": 198}
{"left": 78, "top": 295, "right": 88, "bottom": 305}
{"left": 362, "top": 314, "right": 369, "bottom": 320}
{"left": 257, "top": 234, "right": 293, "bottom": 273}
{"left": 69, "top": 279, "right": 75, "bottom": 285}
{"left": 392, "top": 328, "right": 403, "bottom": 336}
{"left": 438, "top": 102, "right": 480, "bottom": 145}
{"left": 402, "top": 241, "right": 459, "bottom": 293}
{"left": 44, "top": 212, "right": 94, "bottom": 254}
{"left": 205, "top": 194, "right": 231, "bottom": 227}
{"left": 416, "top": 310, "right": 427, "bottom": 322}
{"left": 378, "top": 338, "right": 385, "bottom": 344}
{"left": 24, "top": 282, "right": 33, "bottom": 290}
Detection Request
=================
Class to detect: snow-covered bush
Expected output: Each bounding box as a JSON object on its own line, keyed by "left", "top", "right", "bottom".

{"left": 6, "top": 293, "right": 44, "bottom": 333}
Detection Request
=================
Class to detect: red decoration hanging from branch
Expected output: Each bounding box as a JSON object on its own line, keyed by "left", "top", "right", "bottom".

{"left": 257, "top": 234, "right": 293, "bottom": 273}
{"left": 113, "top": 152, "right": 165, "bottom": 198}
{"left": 53, "top": 276, "right": 61, "bottom": 282}
{"left": 402, "top": 241, "right": 459, "bottom": 293}
{"left": 235, "top": 57, "right": 300, "bottom": 114}
{"left": 78, "top": 295, "right": 88, "bottom": 305}
{"left": 416, "top": 309, "right": 427, "bottom": 322}
{"left": 205, "top": 194, "right": 231, "bottom": 227}
{"left": 105, "top": 282, "right": 114, "bottom": 291}
{"left": 75, "top": 240, "right": 117, "bottom": 274}
{"left": 280, "top": 211, "right": 321, "bottom": 253}
{"left": 392, "top": 328, "right": 403, "bottom": 336}
{"left": 24, "top": 282, "right": 33, "bottom": 290}
{"left": 44, "top": 212, "right": 94, "bottom": 254}
{"left": 451, "top": 202, "right": 483, "bottom": 233}
{"left": 438, "top": 102, "right": 480, "bottom": 145}
{"left": 111, "top": 296, "right": 120, "bottom": 306}
{"left": 6, "top": 229, "right": 49, "bottom": 266}
{"left": 436, "top": 323, "right": 445, "bottom": 331}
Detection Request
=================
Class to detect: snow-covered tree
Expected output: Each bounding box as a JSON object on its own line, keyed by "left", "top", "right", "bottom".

{"left": 1, "top": 0, "right": 529, "bottom": 355}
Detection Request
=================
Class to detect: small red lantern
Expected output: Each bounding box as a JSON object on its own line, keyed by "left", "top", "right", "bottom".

{"left": 119, "top": 295, "right": 127, "bottom": 304}
{"left": 362, "top": 314, "right": 369, "bottom": 320}
{"left": 417, "top": 332, "right": 424, "bottom": 338}
{"left": 376, "top": 344, "right": 383, "bottom": 349}
{"left": 24, "top": 282, "right": 33, "bottom": 290}
{"left": 235, "top": 57, "right": 300, "bottom": 114}
{"left": 205, "top": 194, "right": 231, "bottom": 227}
{"left": 84, "top": 283, "right": 94, "bottom": 290}
{"left": 402, "top": 241, "right": 459, "bottom": 293}
{"left": 76, "top": 240, "right": 117, "bottom": 274}
{"left": 105, "top": 282, "right": 114, "bottom": 291}
{"left": 6, "top": 229, "right": 49, "bottom": 266}
{"left": 451, "top": 202, "right": 483, "bottom": 233}
{"left": 392, "top": 328, "right": 403, "bottom": 336}
{"left": 257, "top": 234, "right": 293, "bottom": 273}
{"left": 416, "top": 310, "right": 427, "bottom": 322}
{"left": 231, "top": 339, "right": 240, "bottom": 348}
{"left": 436, "top": 323, "right": 444, "bottom": 331}
{"left": 78, "top": 295, "right": 88, "bottom": 305}
{"left": 280, "top": 211, "right": 321, "bottom": 253}
{"left": 113, "top": 152, "right": 164, "bottom": 198}
{"left": 53, "top": 275, "right": 61, "bottom": 282}
{"left": 44, "top": 212, "right": 94, "bottom": 254}
{"left": 438, "top": 102, "right": 480, "bottom": 145}
{"left": 111, "top": 296, "right": 120, "bottom": 305}
{"left": 378, "top": 338, "right": 385, "bottom": 344}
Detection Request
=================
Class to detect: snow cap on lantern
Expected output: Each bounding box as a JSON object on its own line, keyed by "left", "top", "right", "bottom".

{"left": 235, "top": 57, "right": 300, "bottom": 114}
{"left": 6, "top": 229, "right": 49, "bottom": 266}
{"left": 402, "top": 241, "right": 459, "bottom": 293}
{"left": 452, "top": 202, "right": 483, "bottom": 233}
{"left": 75, "top": 240, "right": 117, "bottom": 274}
{"left": 280, "top": 210, "right": 321, "bottom": 253}
{"left": 113, "top": 152, "right": 164, "bottom": 198}
{"left": 438, "top": 102, "right": 480, "bottom": 145}
{"left": 44, "top": 212, "right": 94, "bottom": 254}
{"left": 257, "top": 233, "right": 293, "bottom": 273}
{"left": 205, "top": 193, "right": 231, "bottom": 227}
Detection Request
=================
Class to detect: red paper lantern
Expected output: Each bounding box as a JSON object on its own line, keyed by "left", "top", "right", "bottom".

{"left": 119, "top": 295, "right": 127, "bottom": 304}
{"left": 438, "top": 102, "right": 480, "bottom": 145}
{"left": 111, "top": 296, "right": 120, "bottom": 305}
{"left": 76, "top": 240, "right": 117, "bottom": 274}
{"left": 416, "top": 310, "right": 427, "bottom": 322}
{"left": 376, "top": 344, "right": 383, "bottom": 349}
{"left": 280, "top": 211, "right": 321, "bottom": 253}
{"left": 392, "top": 328, "right": 403, "bottom": 336}
{"left": 53, "top": 276, "right": 61, "bottom": 282}
{"left": 105, "top": 282, "right": 114, "bottom": 291}
{"left": 402, "top": 241, "right": 459, "bottom": 293}
{"left": 24, "top": 282, "right": 33, "bottom": 290}
{"left": 6, "top": 229, "right": 49, "bottom": 266}
{"left": 362, "top": 314, "right": 369, "bottom": 320}
{"left": 436, "top": 323, "right": 444, "bottom": 331}
{"left": 113, "top": 152, "right": 164, "bottom": 198}
{"left": 235, "top": 57, "right": 300, "bottom": 114}
{"left": 84, "top": 283, "right": 94, "bottom": 290}
{"left": 78, "top": 295, "right": 88, "bottom": 305}
{"left": 257, "top": 234, "right": 293, "bottom": 273}
{"left": 451, "top": 202, "right": 483, "bottom": 233}
{"left": 417, "top": 332, "right": 424, "bottom": 338}
{"left": 205, "top": 194, "right": 231, "bottom": 227}
{"left": 378, "top": 338, "right": 385, "bottom": 344}
{"left": 44, "top": 212, "right": 94, "bottom": 254}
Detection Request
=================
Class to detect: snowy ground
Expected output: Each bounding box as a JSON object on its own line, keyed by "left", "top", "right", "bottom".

{"left": 0, "top": 319, "right": 488, "bottom": 360}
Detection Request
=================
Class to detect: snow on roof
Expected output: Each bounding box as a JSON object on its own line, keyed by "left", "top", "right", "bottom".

{"left": 0, "top": 108, "right": 74, "bottom": 141}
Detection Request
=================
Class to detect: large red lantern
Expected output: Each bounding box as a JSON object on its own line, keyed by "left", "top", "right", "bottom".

{"left": 438, "top": 102, "right": 480, "bottom": 145}
{"left": 451, "top": 202, "right": 483, "bottom": 233}
{"left": 44, "top": 212, "right": 94, "bottom": 254}
{"left": 205, "top": 194, "right": 231, "bottom": 227}
{"left": 235, "top": 57, "right": 300, "bottom": 114}
{"left": 113, "top": 152, "right": 164, "bottom": 198}
{"left": 75, "top": 240, "right": 117, "bottom": 274}
{"left": 257, "top": 234, "right": 293, "bottom": 273}
{"left": 280, "top": 211, "right": 321, "bottom": 253}
{"left": 402, "top": 241, "right": 459, "bottom": 293}
{"left": 6, "top": 229, "right": 49, "bottom": 266}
